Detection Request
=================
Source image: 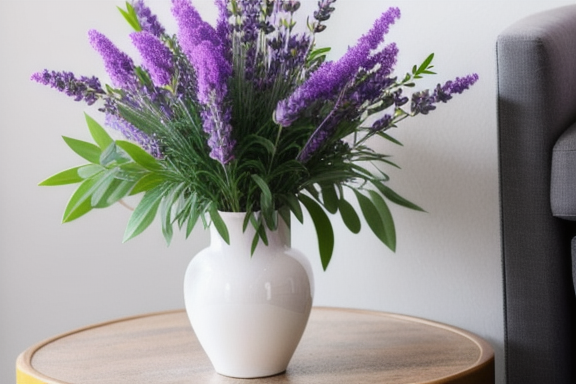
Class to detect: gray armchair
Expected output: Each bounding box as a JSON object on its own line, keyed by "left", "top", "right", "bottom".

{"left": 497, "top": 5, "right": 576, "bottom": 384}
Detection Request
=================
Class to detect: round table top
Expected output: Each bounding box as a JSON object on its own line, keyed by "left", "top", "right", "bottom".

{"left": 17, "top": 307, "right": 494, "bottom": 384}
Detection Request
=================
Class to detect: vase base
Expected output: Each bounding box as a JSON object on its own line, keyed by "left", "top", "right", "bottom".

{"left": 216, "top": 369, "right": 287, "bottom": 379}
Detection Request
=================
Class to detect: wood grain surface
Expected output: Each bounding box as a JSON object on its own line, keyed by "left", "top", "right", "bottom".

{"left": 16, "top": 307, "right": 494, "bottom": 384}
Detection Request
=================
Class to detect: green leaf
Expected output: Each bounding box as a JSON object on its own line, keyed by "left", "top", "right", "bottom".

{"left": 62, "top": 136, "right": 102, "bottom": 164}
{"left": 90, "top": 170, "right": 118, "bottom": 207}
{"left": 159, "top": 185, "right": 185, "bottom": 245}
{"left": 116, "top": 140, "right": 162, "bottom": 171}
{"left": 372, "top": 182, "right": 425, "bottom": 212}
{"left": 368, "top": 190, "right": 396, "bottom": 252}
{"left": 78, "top": 164, "right": 105, "bottom": 179}
{"left": 376, "top": 131, "right": 403, "bottom": 146}
{"left": 100, "top": 143, "right": 130, "bottom": 167}
{"left": 123, "top": 187, "right": 164, "bottom": 242}
{"left": 353, "top": 190, "right": 394, "bottom": 251}
{"left": 321, "top": 184, "right": 339, "bottom": 214}
{"left": 62, "top": 176, "right": 101, "bottom": 222}
{"left": 130, "top": 173, "right": 164, "bottom": 195}
{"left": 39, "top": 166, "right": 86, "bottom": 186}
{"left": 185, "top": 194, "right": 201, "bottom": 238}
{"left": 246, "top": 135, "right": 276, "bottom": 155}
{"left": 338, "top": 198, "right": 361, "bottom": 234}
{"left": 92, "top": 178, "right": 134, "bottom": 208}
{"left": 209, "top": 207, "right": 230, "bottom": 245}
{"left": 299, "top": 194, "right": 334, "bottom": 271}
{"left": 118, "top": 2, "right": 141, "bottom": 31}
{"left": 251, "top": 174, "right": 275, "bottom": 228}
{"left": 280, "top": 194, "right": 303, "bottom": 223}
{"left": 85, "top": 113, "right": 113, "bottom": 150}
{"left": 416, "top": 53, "right": 435, "bottom": 75}
{"left": 64, "top": 196, "right": 93, "bottom": 222}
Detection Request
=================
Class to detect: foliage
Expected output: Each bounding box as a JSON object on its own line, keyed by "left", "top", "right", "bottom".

{"left": 33, "top": 0, "right": 478, "bottom": 270}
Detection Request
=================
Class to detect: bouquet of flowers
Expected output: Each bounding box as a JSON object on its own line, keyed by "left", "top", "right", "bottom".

{"left": 32, "top": 0, "right": 478, "bottom": 270}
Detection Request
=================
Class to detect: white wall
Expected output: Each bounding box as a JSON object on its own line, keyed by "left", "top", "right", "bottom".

{"left": 1, "top": 1, "right": 574, "bottom": 383}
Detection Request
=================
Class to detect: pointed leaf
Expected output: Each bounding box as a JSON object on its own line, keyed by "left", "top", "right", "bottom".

{"left": 90, "top": 170, "right": 118, "bottom": 207}
{"left": 376, "top": 131, "right": 403, "bottom": 146}
{"left": 123, "top": 187, "right": 164, "bottom": 242}
{"left": 321, "top": 184, "right": 339, "bottom": 214}
{"left": 185, "top": 194, "right": 201, "bottom": 238}
{"left": 93, "top": 178, "right": 134, "bottom": 208}
{"left": 338, "top": 198, "right": 361, "bottom": 234}
{"left": 299, "top": 194, "right": 334, "bottom": 271}
{"left": 85, "top": 113, "right": 113, "bottom": 150}
{"left": 39, "top": 166, "right": 86, "bottom": 186}
{"left": 64, "top": 197, "right": 93, "bottom": 222}
{"left": 78, "top": 164, "right": 105, "bottom": 179}
{"left": 353, "top": 190, "right": 391, "bottom": 249}
{"left": 130, "top": 173, "right": 164, "bottom": 195}
{"left": 118, "top": 2, "right": 141, "bottom": 31}
{"left": 372, "top": 182, "right": 425, "bottom": 212}
{"left": 100, "top": 142, "right": 131, "bottom": 167}
{"left": 62, "top": 176, "right": 101, "bottom": 222}
{"left": 62, "top": 136, "right": 102, "bottom": 164}
{"left": 368, "top": 190, "right": 396, "bottom": 251}
{"left": 280, "top": 193, "right": 304, "bottom": 223}
{"left": 209, "top": 208, "right": 230, "bottom": 245}
{"left": 116, "top": 140, "right": 162, "bottom": 171}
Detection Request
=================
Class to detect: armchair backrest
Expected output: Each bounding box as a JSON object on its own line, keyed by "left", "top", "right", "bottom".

{"left": 496, "top": 5, "right": 576, "bottom": 384}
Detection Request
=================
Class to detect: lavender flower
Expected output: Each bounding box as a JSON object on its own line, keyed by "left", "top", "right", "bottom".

{"left": 172, "top": 0, "right": 221, "bottom": 49}
{"left": 31, "top": 70, "right": 104, "bottom": 105}
{"left": 275, "top": 7, "right": 401, "bottom": 127}
{"left": 132, "top": 0, "right": 166, "bottom": 37}
{"left": 371, "top": 114, "right": 393, "bottom": 131}
{"left": 434, "top": 74, "right": 480, "bottom": 102}
{"left": 105, "top": 113, "right": 163, "bottom": 158}
{"left": 130, "top": 32, "right": 174, "bottom": 87}
{"left": 214, "top": 0, "right": 232, "bottom": 55}
{"left": 312, "top": 0, "right": 337, "bottom": 33}
{"left": 172, "top": 0, "right": 234, "bottom": 164}
{"left": 411, "top": 73, "right": 479, "bottom": 116}
{"left": 411, "top": 90, "right": 436, "bottom": 115}
{"left": 88, "top": 30, "right": 135, "bottom": 88}
{"left": 190, "top": 40, "right": 235, "bottom": 164}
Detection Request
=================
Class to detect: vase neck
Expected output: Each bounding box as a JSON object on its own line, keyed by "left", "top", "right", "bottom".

{"left": 210, "top": 212, "right": 290, "bottom": 253}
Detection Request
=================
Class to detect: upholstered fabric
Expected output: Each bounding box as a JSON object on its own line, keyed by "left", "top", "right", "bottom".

{"left": 497, "top": 5, "right": 576, "bottom": 384}
{"left": 573, "top": 237, "right": 576, "bottom": 293}
{"left": 552, "top": 122, "right": 576, "bottom": 220}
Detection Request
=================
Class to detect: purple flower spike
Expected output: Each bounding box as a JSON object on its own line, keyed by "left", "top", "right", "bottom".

{"left": 105, "top": 114, "right": 163, "bottom": 158}
{"left": 358, "top": 7, "right": 401, "bottom": 50}
{"left": 132, "top": 0, "right": 166, "bottom": 37}
{"left": 435, "top": 73, "right": 480, "bottom": 102}
{"left": 31, "top": 70, "right": 104, "bottom": 105}
{"left": 130, "top": 31, "right": 174, "bottom": 87}
{"left": 88, "top": 29, "right": 135, "bottom": 88}
{"left": 275, "top": 7, "right": 401, "bottom": 127}
{"left": 192, "top": 41, "right": 234, "bottom": 164}
{"left": 172, "top": 0, "right": 221, "bottom": 49}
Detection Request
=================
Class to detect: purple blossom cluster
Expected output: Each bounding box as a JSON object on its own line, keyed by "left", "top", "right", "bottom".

{"left": 30, "top": 70, "right": 104, "bottom": 105}
{"left": 32, "top": 0, "right": 479, "bottom": 175}
{"left": 130, "top": 31, "right": 174, "bottom": 87}
{"left": 88, "top": 30, "right": 136, "bottom": 88}
{"left": 105, "top": 114, "right": 163, "bottom": 159}
{"left": 132, "top": 0, "right": 166, "bottom": 37}
{"left": 172, "top": 0, "right": 235, "bottom": 164}
{"left": 411, "top": 73, "right": 480, "bottom": 115}
{"left": 274, "top": 7, "right": 401, "bottom": 127}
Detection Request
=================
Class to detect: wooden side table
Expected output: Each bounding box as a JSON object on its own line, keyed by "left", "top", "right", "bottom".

{"left": 16, "top": 307, "right": 494, "bottom": 384}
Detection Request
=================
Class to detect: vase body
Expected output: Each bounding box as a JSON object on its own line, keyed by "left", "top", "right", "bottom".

{"left": 184, "top": 212, "right": 314, "bottom": 378}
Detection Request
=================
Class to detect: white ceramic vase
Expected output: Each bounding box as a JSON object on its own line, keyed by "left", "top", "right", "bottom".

{"left": 183, "top": 212, "right": 314, "bottom": 378}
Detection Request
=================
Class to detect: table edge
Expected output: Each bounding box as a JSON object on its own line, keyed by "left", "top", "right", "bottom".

{"left": 16, "top": 307, "right": 494, "bottom": 384}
